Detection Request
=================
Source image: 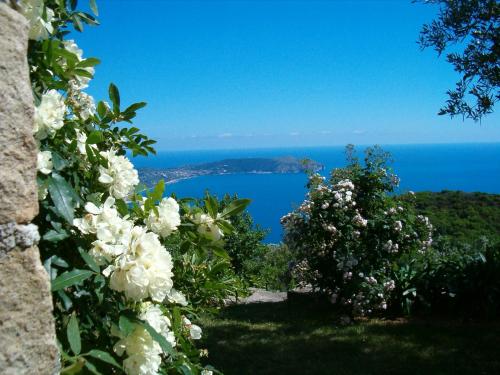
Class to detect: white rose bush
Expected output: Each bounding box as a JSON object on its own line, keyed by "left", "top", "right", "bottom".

{"left": 20, "top": 0, "right": 249, "bottom": 373}
{"left": 282, "top": 146, "right": 434, "bottom": 317}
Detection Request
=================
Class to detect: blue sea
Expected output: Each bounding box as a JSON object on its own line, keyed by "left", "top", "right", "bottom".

{"left": 132, "top": 143, "right": 500, "bottom": 243}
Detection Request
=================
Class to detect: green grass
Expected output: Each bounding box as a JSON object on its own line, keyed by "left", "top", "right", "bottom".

{"left": 200, "top": 301, "right": 500, "bottom": 375}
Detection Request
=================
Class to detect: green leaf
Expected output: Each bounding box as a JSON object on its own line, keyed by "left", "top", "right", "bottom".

{"left": 205, "top": 195, "right": 219, "bottom": 219}
{"left": 152, "top": 179, "right": 165, "bottom": 201}
{"left": 86, "top": 130, "right": 105, "bottom": 144}
{"left": 67, "top": 313, "right": 81, "bottom": 355}
{"left": 57, "top": 290, "right": 73, "bottom": 311}
{"left": 217, "top": 219, "right": 234, "bottom": 234}
{"left": 96, "top": 101, "right": 108, "bottom": 118}
{"left": 87, "top": 350, "right": 122, "bottom": 369}
{"left": 72, "top": 14, "right": 84, "bottom": 32}
{"left": 140, "top": 321, "right": 175, "bottom": 356}
{"left": 52, "top": 269, "right": 93, "bottom": 291}
{"left": 84, "top": 360, "right": 102, "bottom": 375}
{"left": 77, "top": 247, "right": 99, "bottom": 273}
{"left": 43, "top": 229, "right": 69, "bottom": 242}
{"left": 115, "top": 199, "right": 129, "bottom": 216}
{"left": 119, "top": 315, "right": 135, "bottom": 337}
{"left": 76, "top": 57, "right": 100, "bottom": 68}
{"left": 179, "top": 364, "right": 193, "bottom": 375}
{"left": 60, "top": 358, "right": 85, "bottom": 375}
{"left": 89, "top": 0, "right": 98, "bottom": 15}
{"left": 123, "top": 102, "right": 147, "bottom": 114}
{"left": 51, "top": 152, "right": 68, "bottom": 171}
{"left": 48, "top": 174, "right": 77, "bottom": 223}
{"left": 73, "top": 68, "right": 93, "bottom": 79}
{"left": 108, "top": 83, "right": 120, "bottom": 113}
{"left": 212, "top": 247, "right": 231, "bottom": 260}
{"left": 49, "top": 255, "right": 69, "bottom": 268}
{"left": 221, "top": 198, "right": 251, "bottom": 218}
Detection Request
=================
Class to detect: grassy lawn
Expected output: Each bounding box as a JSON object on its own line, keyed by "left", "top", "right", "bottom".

{"left": 200, "top": 301, "right": 500, "bottom": 375}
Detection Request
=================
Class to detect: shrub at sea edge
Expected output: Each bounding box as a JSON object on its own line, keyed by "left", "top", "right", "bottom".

{"left": 281, "top": 145, "right": 434, "bottom": 317}
{"left": 23, "top": 0, "right": 248, "bottom": 373}
{"left": 282, "top": 145, "right": 500, "bottom": 318}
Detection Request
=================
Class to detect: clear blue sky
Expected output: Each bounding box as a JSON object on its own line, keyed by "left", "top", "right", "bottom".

{"left": 75, "top": 0, "right": 500, "bottom": 151}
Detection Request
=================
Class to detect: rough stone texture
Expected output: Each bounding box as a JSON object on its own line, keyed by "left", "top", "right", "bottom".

{"left": 0, "top": 222, "right": 40, "bottom": 258}
{"left": 0, "top": 3, "right": 58, "bottom": 374}
{"left": 0, "top": 2, "right": 38, "bottom": 224}
{"left": 0, "top": 246, "right": 59, "bottom": 375}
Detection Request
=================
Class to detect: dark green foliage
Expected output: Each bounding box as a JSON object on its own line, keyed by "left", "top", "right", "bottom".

{"left": 417, "top": 0, "right": 499, "bottom": 121}
{"left": 415, "top": 190, "right": 500, "bottom": 243}
{"left": 241, "top": 244, "right": 295, "bottom": 291}
{"left": 395, "top": 237, "right": 500, "bottom": 318}
{"left": 220, "top": 195, "right": 269, "bottom": 277}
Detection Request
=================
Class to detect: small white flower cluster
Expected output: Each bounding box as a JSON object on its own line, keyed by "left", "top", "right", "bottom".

{"left": 34, "top": 89, "right": 67, "bottom": 140}
{"left": 192, "top": 213, "right": 225, "bottom": 241}
{"left": 352, "top": 211, "right": 368, "bottom": 227}
{"left": 417, "top": 215, "right": 434, "bottom": 250}
{"left": 393, "top": 220, "right": 403, "bottom": 232}
{"left": 74, "top": 195, "right": 193, "bottom": 374}
{"left": 19, "top": 0, "right": 54, "bottom": 40}
{"left": 63, "top": 40, "right": 94, "bottom": 91}
{"left": 105, "top": 226, "right": 174, "bottom": 302}
{"left": 383, "top": 239, "right": 399, "bottom": 253}
{"left": 322, "top": 223, "right": 338, "bottom": 234}
{"left": 331, "top": 179, "right": 356, "bottom": 209}
{"left": 182, "top": 317, "right": 202, "bottom": 340}
{"left": 145, "top": 198, "right": 181, "bottom": 238}
{"left": 98, "top": 149, "right": 139, "bottom": 199}
{"left": 70, "top": 91, "right": 96, "bottom": 121}
{"left": 297, "top": 200, "right": 313, "bottom": 214}
{"left": 73, "top": 197, "right": 133, "bottom": 264}
{"left": 383, "top": 280, "right": 396, "bottom": 291}
{"left": 37, "top": 150, "right": 53, "bottom": 175}
{"left": 113, "top": 303, "right": 175, "bottom": 375}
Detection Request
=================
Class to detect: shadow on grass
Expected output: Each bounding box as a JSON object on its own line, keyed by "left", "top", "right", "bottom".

{"left": 201, "top": 302, "right": 500, "bottom": 375}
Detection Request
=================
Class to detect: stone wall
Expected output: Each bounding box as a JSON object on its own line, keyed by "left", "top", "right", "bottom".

{"left": 0, "top": 2, "right": 59, "bottom": 374}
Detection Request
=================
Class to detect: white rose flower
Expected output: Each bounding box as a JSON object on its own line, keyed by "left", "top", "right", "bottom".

{"left": 192, "top": 212, "right": 225, "bottom": 241}
{"left": 106, "top": 226, "right": 174, "bottom": 302}
{"left": 166, "top": 288, "right": 188, "bottom": 306}
{"left": 201, "top": 370, "right": 213, "bottom": 375}
{"left": 34, "top": 89, "right": 66, "bottom": 140}
{"left": 145, "top": 197, "right": 181, "bottom": 238}
{"left": 183, "top": 317, "right": 202, "bottom": 340}
{"left": 19, "top": 0, "right": 55, "bottom": 40}
{"left": 99, "top": 150, "right": 139, "bottom": 199}
{"left": 394, "top": 220, "right": 403, "bottom": 232}
{"left": 37, "top": 150, "right": 52, "bottom": 175}
{"left": 140, "top": 303, "right": 176, "bottom": 348}
{"left": 71, "top": 91, "right": 96, "bottom": 120}
{"left": 76, "top": 129, "right": 88, "bottom": 154}
{"left": 113, "top": 325, "right": 162, "bottom": 375}
{"left": 63, "top": 40, "right": 94, "bottom": 90}
{"left": 73, "top": 197, "right": 133, "bottom": 264}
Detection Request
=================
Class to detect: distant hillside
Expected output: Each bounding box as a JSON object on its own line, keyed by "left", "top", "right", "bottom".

{"left": 415, "top": 191, "right": 500, "bottom": 243}
{"left": 139, "top": 157, "right": 323, "bottom": 186}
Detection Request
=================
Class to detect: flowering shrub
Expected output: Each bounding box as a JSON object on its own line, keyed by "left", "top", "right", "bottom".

{"left": 281, "top": 146, "right": 433, "bottom": 316}
{"left": 164, "top": 195, "right": 250, "bottom": 309}
{"left": 400, "top": 237, "right": 500, "bottom": 317}
{"left": 20, "top": 0, "right": 247, "bottom": 373}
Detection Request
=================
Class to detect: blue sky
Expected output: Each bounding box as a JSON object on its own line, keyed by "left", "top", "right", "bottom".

{"left": 75, "top": 0, "right": 500, "bottom": 151}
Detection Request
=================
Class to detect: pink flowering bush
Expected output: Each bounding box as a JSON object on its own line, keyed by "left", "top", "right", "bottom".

{"left": 282, "top": 146, "right": 433, "bottom": 316}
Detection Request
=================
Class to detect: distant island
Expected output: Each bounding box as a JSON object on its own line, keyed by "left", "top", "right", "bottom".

{"left": 139, "top": 157, "right": 323, "bottom": 186}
